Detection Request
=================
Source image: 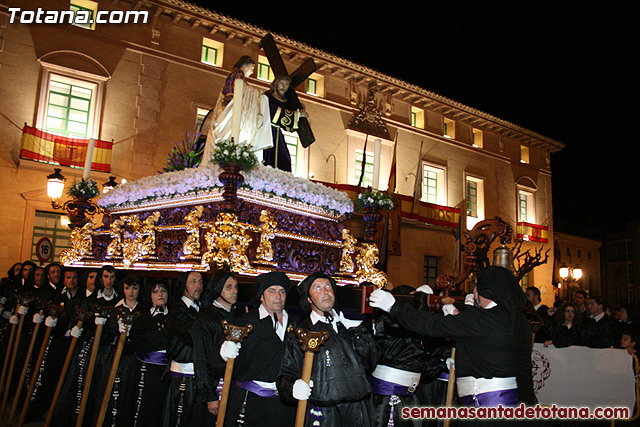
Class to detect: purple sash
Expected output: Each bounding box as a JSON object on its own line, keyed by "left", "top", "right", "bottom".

{"left": 370, "top": 377, "right": 416, "bottom": 396}
{"left": 135, "top": 350, "right": 168, "bottom": 365}
{"left": 170, "top": 371, "right": 195, "bottom": 378}
{"left": 235, "top": 380, "right": 279, "bottom": 398}
{"left": 459, "top": 388, "right": 519, "bottom": 407}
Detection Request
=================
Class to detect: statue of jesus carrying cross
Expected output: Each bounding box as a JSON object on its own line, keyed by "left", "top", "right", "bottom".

{"left": 200, "top": 33, "right": 316, "bottom": 172}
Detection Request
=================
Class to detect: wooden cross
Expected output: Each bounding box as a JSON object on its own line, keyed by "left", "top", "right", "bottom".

{"left": 260, "top": 33, "right": 316, "bottom": 148}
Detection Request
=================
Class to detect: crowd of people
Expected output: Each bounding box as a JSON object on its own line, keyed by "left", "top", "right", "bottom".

{"left": 525, "top": 286, "right": 638, "bottom": 353}
{"left": 0, "top": 261, "right": 632, "bottom": 426}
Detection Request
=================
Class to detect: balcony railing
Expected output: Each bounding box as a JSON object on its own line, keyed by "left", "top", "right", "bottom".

{"left": 19, "top": 125, "right": 112, "bottom": 172}
{"left": 319, "top": 182, "right": 460, "bottom": 229}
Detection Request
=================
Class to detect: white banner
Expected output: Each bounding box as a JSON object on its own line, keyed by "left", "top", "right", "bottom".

{"left": 532, "top": 344, "right": 636, "bottom": 411}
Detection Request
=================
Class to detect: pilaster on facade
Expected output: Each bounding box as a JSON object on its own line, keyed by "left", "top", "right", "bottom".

{"left": 133, "top": 53, "right": 164, "bottom": 177}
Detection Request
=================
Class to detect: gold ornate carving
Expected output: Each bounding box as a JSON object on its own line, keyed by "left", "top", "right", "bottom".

{"left": 256, "top": 210, "right": 277, "bottom": 262}
{"left": 60, "top": 220, "right": 96, "bottom": 264}
{"left": 182, "top": 205, "right": 204, "bottom": 258}
{"left": 355, "top": 243, "right": 388, "bottom": 289}
{"left": 339, "top": 228, "right": 357, "bottom": 273}
{"left": 106, "top": 218, "right": 125, "bottom": 258}
{"left": 201, "top": 212, "right": 252, "bottom": 272}
{"left": 121, "top": 215, "right": 142, "bottom": 268}
{"left": 139, "top": 211, "right": 161, "bottom": 257}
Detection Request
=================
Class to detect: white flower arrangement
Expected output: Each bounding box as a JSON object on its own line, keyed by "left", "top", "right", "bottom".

{"left": 355, "top": 188, "right": 394, "bottom": 211}
{"left": 98, "top": 163, "right": 354, "bottom": 216}
{"left": 213, "top": 138, "right": 258, "bottom": 170}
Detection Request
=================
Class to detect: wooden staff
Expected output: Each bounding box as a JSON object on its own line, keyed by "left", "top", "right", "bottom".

{"left": 75, "top": 306, "right": 114, "bottom": 427}
{"left": 44, "top": 308, "right": 92, "bottom": 427}
{"left": 96, "top": 309, "right": 140, "bottom": 427}
{"left": 8, "top": 307, "right": 45, "bottom": 425}
{"left": 18, "top": 304, "right": 64, "bottom": 427}
{"left": 443, "top": 347, "right": 457, "bottom": 427}
{"left": 294, "top": 328, "right": 330, "bottom": 427}
{"left": 216, "top": 320, "right": 253, "bottom": 427}
{"left": 0, "top": 306, "right": 19, "bottom": 406}
{"left": 0, "top": 296, "right": 33, "bottom": 418}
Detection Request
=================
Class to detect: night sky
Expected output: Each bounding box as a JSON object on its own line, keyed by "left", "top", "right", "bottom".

{"left": 193, "top": 1, "right": 639, "bottom": 239}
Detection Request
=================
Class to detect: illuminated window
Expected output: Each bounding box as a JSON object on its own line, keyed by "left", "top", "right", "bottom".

{"left": 257, "top": 55, "right": 272, "bottom": 82}
{"left": 518, "top": 189, "right": 535, "bottom": 223}
{"left": 411, "top": 106, "right": 424, "bottom": 129}
{"left": 355, "top": 149, "right": 374, "bottom": 188}
{"left": 70, "top": 0, "right": 97, "bottom": 30}
{"left": 44, "top": 76, "right": 97, "bottom": 138}
{"left": 201, "top": 38, "right": 224, "bottom": 67}
{"left": 466, "top": 175, "right": 485, "bottom": 230}
{"left": 305, "top": 73, "right": 324, "bottom": 97}
{"left": 195, "top": 107, "right": 210, "bottom": 134}
{"left": 472, "top": 128, "right": 483, "bottom": 148}
{"left": 422, "top": 163, "right": 447, "bottom": 205}
{"left": 520, "top": 145, "right": 530, "bottom": 164}
{"left": 443, "top": 118, "right": 455, "bottom": 139}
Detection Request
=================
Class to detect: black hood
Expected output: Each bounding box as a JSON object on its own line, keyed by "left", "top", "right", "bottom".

{"left": 201, "top": 272, "right": 234, "bottom": 307}
{"left": 476, "top": 266, "right": 527, "bottom": 309}
{"left": 249, "top": 271, "right": 292, "bottom": 308}
{"left": 297, "top": 272, "right": 338, "bottom": 315}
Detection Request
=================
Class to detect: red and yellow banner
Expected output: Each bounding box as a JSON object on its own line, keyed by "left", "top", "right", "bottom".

{"left": 19, "top": 126, "right": 112, "bottom": 172}
{"left": 516, "top": 221, "right": 549, "bottom": 243}
{"left": 318, "top": 182, "right": 460, "bottom": 229}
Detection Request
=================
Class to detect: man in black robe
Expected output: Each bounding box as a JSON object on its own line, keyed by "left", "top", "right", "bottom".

{"left": 162, "top": 271, "right": 204, "bottom": 427}
{"left": 580, "top": 296, "right": 615, "bottom": 348}
{"left": 370, "top": 266, "right": 536, "bottom": 411}
{"left": 220, "top": 271, "right": 296, "bottom": 426}
{"left": 262, "top": 76, "right": 307, "bottom": 172}
{"left": 192, "top": 272, "right": 239, "bottom": 420}
{"left": 277, "top": 272, "right": 377, "bottom": 426}
{"left": 372, "top": 285, "right": 451, "bottom": 427}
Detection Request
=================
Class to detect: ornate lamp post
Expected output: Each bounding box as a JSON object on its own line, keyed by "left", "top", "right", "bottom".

{"left": 559, "top": 264, "right": 582, "bottom": 299}
{"left": 46, "top": 168, "right": 111, "bottom": 229}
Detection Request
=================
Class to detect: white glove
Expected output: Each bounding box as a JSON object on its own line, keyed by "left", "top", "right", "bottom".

{"left": 369, "top": 289, "right": 396, "bottom": 312}
{"left": 0, "top": 297, "right": 6, "bottom": 305}
{"left": 2, "top": 311, "right": 11, "bottom": 320}
{"left": 33, "top": 313, "right": 44, "bottom": 324}
{"left": 292, "top": 379, "right": 314, "bottom": 400}
{"left": 45, "top": 316, "right": 58, "bottom": 328}
{"left": 464, "top": 293, "right": 475, "bottom": 306}
{"left": 442, "top": 304, "right": 458, "bottom": 316}
{"left": 95, "top": 316, "right": 107, "bottom": 326}
{"left": 118, "top": 319, "right": 129, "bottom": 335}
{"left": 416, "top": 285, "right": 434, "bottom": 294}
{"left": 17, "top": 305, "right": 28, "bottom": 316}
{"left": 9, "top": 315, "right": 19, "bottom": 325}
{"left": 70, "top": 325, "right": 83, "bottom": 338}
{"left": 220, "top": 341, "right": 241, "bottom": 362}
{"left": 446, "top": 357, "right": 455, "bottom": 371}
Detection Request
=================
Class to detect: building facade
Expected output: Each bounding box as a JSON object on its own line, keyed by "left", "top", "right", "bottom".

{"left": 601, "top": 223, "right": 640, "bottom": 307}
{"left": 555, "top": 232, "right": 602, "bottom": 302}
{"left": 0, "top": 0, "right": 563, "bottom": 304}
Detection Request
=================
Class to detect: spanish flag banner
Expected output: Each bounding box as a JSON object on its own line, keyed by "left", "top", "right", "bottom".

{"left": 516, "top": 222, "right": 549, "bottom": 243}
{"left": 19, "top": 126, "right": 112, "bottom": 172}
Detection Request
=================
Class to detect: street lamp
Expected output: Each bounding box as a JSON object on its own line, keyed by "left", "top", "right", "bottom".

{"left": 46, "top": 168, "right": 66, "bottom": 200}
{"left": 558, "top": 263, "right": 582, "bottom": 299}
